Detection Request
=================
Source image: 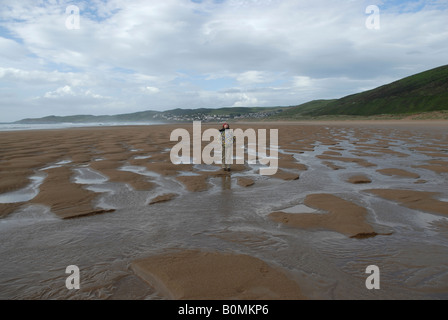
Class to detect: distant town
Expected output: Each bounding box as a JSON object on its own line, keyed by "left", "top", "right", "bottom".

{"left": 152, "top": 110, "right": 284, "bottom": 122}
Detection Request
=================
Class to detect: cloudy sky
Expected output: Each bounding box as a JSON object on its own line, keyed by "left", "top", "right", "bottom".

{"left": 0, "top": 0, "right": 447, "bottom": 122}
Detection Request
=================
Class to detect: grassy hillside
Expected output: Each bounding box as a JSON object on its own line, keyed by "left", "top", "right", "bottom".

{"left": 306, "top": 65, "right": 448, "bottom": 116}
{"left": 270, "top": 100, "right": 336, "bottom": 119}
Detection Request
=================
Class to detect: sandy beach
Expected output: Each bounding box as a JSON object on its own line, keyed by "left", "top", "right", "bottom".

{"left": 1, "top": 121, "right": 448, "bottom": 299}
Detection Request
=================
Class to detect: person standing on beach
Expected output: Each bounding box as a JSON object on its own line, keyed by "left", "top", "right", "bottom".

{"left": 219, "top": 122, "right": 235, "bottom": 171}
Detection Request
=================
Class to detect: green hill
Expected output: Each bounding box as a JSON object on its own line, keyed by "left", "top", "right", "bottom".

{"left": 304, "top": 65, "right": 448, "bottom": 116}
{"left": 269, "top": 100, "right": 337, "bottom": 119}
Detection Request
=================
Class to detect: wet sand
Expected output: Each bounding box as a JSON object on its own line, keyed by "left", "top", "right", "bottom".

{"left": 1, "top": 121, "right": 448, "bottom": 300}
{"left": 347, "top": 174, "right": 372, "bottom": 184}
{"left": 149, "top": 193, "right": 178, "bottom": 205}
{"left": 377, "top": 168, "right": 420, "bottom": 179}
{"left": 131, "top": 250, "right": 305, "bottom": 300}
{"left": 269, "top": 193, "right": 378, "bottom": 238}
{"left": 365, "top": 189, "right": 448, "bottom": 216}
{"left": 30, "top": 166, "right": 116, "bottom": 219}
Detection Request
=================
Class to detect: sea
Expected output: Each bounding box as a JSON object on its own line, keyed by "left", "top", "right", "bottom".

{"left": 0, "top": 122, "right": 161, "bottom": 132}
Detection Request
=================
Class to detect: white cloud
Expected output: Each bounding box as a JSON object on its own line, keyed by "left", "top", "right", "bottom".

{"left": 141, "top": 86, "right": 160, "bottom": 94}
{"left": 233, "top": 94, "right": 259, "bottom": 107}
{"left": 42, "top": 85, "right": 107, "bottom": 100}
{"left": 44, "top": 85, "right": 75, "bottom": 98}
{"left": 0, "top": 37, "right": 29, "bottom": 60}
{"left": 0, "top": 0, "right": 447, "bottom": 122}
{"left": 293, "top": 76, "right": 313, "bottom": 88}
{"left": 0, "top": 67, "right": 91, "bottom": 87}
{"left": 236, "top": 71, "right": 268, "bottom": 86}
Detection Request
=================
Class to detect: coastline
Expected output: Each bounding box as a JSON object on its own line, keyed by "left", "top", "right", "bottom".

{"left": 1, "top": 117, "right": 447, "bottom": 133}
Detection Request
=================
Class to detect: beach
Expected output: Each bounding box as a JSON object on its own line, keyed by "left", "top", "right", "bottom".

{"left": 0, "top": 121, "right": 448, "bottom": 299}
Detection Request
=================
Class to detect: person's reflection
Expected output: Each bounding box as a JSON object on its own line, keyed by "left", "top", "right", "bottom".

{"left": 218, "top": 172, "right": 233, "bottom": 215}
{"left": 221, "top": 172, "right": 232, "bottom": 191}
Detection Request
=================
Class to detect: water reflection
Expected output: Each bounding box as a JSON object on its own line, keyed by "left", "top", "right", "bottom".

{"left": 221, "top": 173, "right": 232, "bottom": 191}
{"left": 215, "top": 173, "right": 233, "bottom": 215}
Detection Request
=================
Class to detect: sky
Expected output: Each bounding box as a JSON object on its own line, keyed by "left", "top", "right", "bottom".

{"left": 0, "top": 0, "right": 447, "bottom": 122}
